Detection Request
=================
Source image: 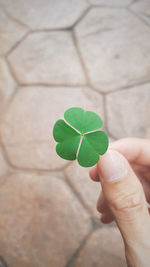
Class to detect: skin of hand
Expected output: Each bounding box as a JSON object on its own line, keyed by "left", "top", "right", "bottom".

{"left": 89, "top": 138, "right": 150, "bottom": 267}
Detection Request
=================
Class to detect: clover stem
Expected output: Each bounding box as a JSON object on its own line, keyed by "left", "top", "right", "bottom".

{"left": 76, "top": 135, "right": 83, "bottom": 158}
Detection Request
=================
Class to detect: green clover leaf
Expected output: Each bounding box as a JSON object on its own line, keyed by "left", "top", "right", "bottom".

{"left": 53, "top": 107, "right": 109, "bottom": 167}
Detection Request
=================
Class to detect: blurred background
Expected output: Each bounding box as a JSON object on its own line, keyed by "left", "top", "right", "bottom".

{"left": 0, "top": 0, "right": 150, "bottom": 266}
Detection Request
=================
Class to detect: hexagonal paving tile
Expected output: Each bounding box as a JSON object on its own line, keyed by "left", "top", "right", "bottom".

{"left": 75, "top": 8, "right": 150, "bottom": 92}
{"left": 0, "top": 58, "right": 16, "bottom": 112}
{"left": 0, "top": 172, "right": 92, "bottom": 267}
{"left": 0, "top": 0, "right": 89, "bottom": 30}
{"left": 8, "top": 31, "right": 86, "bottom": 85}
{"left": 0, "top": 86, "right": 104, "bottom": 170}
{"left": 0, "top": 8, "right": 28, "bottom": 56}
{"left": 88, "top": 0, "right": 132, "bottom": 7}
{"left": 130, "top": 0, "right": 150, "bottom": 26}
{"left": 73, "top": 227, "right": 126, "bottom": 267}
{"left": 106, "top": 84, "right": 150, "bottom": 138}
{"left": 65, "top": 162, "right": 101, "bottom": 218}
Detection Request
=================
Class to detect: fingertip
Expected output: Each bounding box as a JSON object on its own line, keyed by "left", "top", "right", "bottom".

{"left": 100, "top": 213, "right": 114, "bottom": 224}
{"left": 89, "top": 166, "right": 99, "bottom": 182}
{"left": 110, "top": 138, "right": 150, "bottom": 165}
{"left": 97, "top": 149, "right": 129, "bottom": 183}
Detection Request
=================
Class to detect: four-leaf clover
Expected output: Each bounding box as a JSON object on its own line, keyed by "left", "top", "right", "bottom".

{"left": 53, "top": 107, "right": 109, "bottom": 167}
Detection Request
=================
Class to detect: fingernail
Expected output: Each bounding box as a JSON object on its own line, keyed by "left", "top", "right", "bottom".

{"left": 98, "top": 149, "right": 128, "bottom": 182}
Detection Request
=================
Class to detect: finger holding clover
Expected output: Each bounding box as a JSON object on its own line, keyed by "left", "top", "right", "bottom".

{"left": 53, "top": 109, "right": 150, "bottom": 267}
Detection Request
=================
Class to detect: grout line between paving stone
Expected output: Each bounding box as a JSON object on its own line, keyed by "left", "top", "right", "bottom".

{"left": 20, "top": 83, "right": 109, "bottom": 98}
{"left": 0, "top": 3, "right": 30, "bottom": 30}
{"left": 0, "top": 143, "right": 20, "bottom": 170}
{"left": 0, "top": 142, "right": 68, "bottom": 173}
{"left": 0, "top": 157, "right": 67, "bottom": 175}
{"left": 91, "top": 217, "right": 103, "bottom": 230}
{"left": 4, "top": 59, "right": 19, "bottom": 87}
{"left": 19, "top": 83, "right": 88, "bottom": 88}
{"left": 72, "top": 6, "right": 92, "bottom": 28}
{"left": 62, "top": 160, "right": 75, "bottom": 170}
{"left": 89, "top": 4, "right": 129, "bottom": 9}
{"left": 4, "top": 58, "right": 19, "bottom": 85}
{"left": 29, "top": 27, "right": 74, "bottom": 33}
{"left": 63, "top": 168, "right": 94, "bottom": 217}
{"left": 72, "top": 30, "right": 91, "bottom": 86}
{"left": 126, "top": 0, "right": 138, "bottom": 9}
{"left": 83, "top": 79, "right": 150, "bottom": 96}
{"left": 86, "top": 85, "right": 106, "bottom": 95}
{"left": 0, "top": 143, "right": 13, "bottom": 171}
{"left": 0, "top": 256, "right": 8, "bottom": 267}
{"left": 7, "top": 166, "right": 66, "bottom": 174}
{"left": 6, "top": 31, "right": 31, "bottom": 58}
{"left": 66, "top": 218, "right": 115, "bottom": 267}
{"left": 127, "top": 7, "right": 150, "bottom": 29}
{"left": 0, "top": 86, "right": 18, "bottom": 116}
{"left": 63, "top": 165, "right": 104, "bottom": 220}
{"left": 0, "top": 159, "right": 67, "bottom": 174}
{"left": 104, "top": 79, "right": 150, "bottom": 95}
{"left": 0, "top": 85, "right": 20, "bottom": 117}
{"left": 66, "top": 228, "right": 93, "bottom": 267}
{"left": 14, "top": 80, "right": 150, "bottom": 94}
{"left": 12, "top": 169, "right": 64, "bottom": 177}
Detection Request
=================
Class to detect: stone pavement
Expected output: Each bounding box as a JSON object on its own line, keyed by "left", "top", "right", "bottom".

{"left": 0, "top": 0, "right": 150, "bottom": 266}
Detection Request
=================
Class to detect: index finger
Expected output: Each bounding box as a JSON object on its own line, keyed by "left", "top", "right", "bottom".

{"left": 110, "top": 138, "right": 150, "bottom": 166}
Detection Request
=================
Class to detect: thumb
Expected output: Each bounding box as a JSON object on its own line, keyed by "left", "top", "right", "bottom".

{"left": 97, "top": 149, "right": 150, "bottom": 246}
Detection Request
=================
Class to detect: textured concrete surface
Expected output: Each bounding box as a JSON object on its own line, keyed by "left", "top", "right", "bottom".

{"left": 0, "top": 0, "right": 150, "bottom": 266}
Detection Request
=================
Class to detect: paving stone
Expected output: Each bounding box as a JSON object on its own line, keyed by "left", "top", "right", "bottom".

{"left": 75, "top": 8, "right": 150, "bottom": 92}
{"left": 73, "top": 227, "right": 126, "bottom": 267}
{"left": 0, "top": 0, "right": 89, "bottom": 30}
{"left": 130, "top": 0, "right": 150, "bottom": 26}
{"left": 88, "top": 0, "right": 132, "bottom": 6}
{"left": 0, "top": 172, "right": 91, "bottom": 267}
{"left": 0, "top": 8, "right": 28, "bottom": 56}
{"left": 0, "top": 86, "right": 104, "bottom": 170}
{"left": 0, "top": 58, "right": 16, "bottom": 112}
{"left": 106, "top": 84, "right": 150, "bottom": 138}
{"left": 8, "top": 31, "right": 86, "bottom": 85}
{"left": 65, "top": 162, "right": 101, "bottom": 218}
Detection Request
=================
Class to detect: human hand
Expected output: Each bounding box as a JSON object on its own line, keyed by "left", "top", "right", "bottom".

{"left": 89, "top": 138, "right": 150, "bottom": 267}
